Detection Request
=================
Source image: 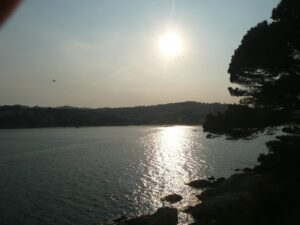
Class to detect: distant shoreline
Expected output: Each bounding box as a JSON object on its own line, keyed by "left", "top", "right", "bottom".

{"left": 0, "top": 124, "right": 203, "bottom": 129}
{"left": 0, "top": 102, "right": 228, "bottom": 129}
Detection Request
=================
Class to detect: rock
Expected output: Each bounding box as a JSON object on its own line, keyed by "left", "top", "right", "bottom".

{"left": 198, "top": 173, "right": 261, "bottom": 200}
{"left": 195, "top": 194, "right": 202, "bottom": 201}
{"left": 153, "top": 207, "right": 178, "bottom": 225}
{"left": 242, "top": 167, "right": 253, "bottom": 172}
{"left": 121, "top": 207, "right": 178, "bottom": 225}
{"left": 187, "top": 177, "right": 224, "bottom": 189}
{"left": 206, "top": 133, "right": 220, "bottom": 139}
{"left": 187, "top": 179, "right": 214, "bottom": 189}
{"left": 207, "top": 176, "right": 215, "bottom": 181}
{"left": 185, "top": 192, "right": 252, "bottom": 221}
{"left": 185, "top": 173, "right": 264, "bottom": 223}
{"left": 216, "top": 177, "right": 225, "bottom": 183}
{"left": 161, "top": 194, "right": 183, "bottom": 204}
{"left": 206, "top": 133, "right": 216, "bottom": 138}
{"left": 206, "top": 134, "right": 212, "bottom": 138}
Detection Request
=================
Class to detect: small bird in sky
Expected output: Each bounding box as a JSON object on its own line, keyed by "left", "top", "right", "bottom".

{"left": 52, "top": 79, "right": 56, "bottom": 83}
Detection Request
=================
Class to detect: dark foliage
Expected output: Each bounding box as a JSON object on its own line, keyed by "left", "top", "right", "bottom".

{"left": 204, "top": 0, "right": 300, "bottom": 137}
{"left": 203, "top": 105, "right": 290, "bottom": 139}
{"left": 0, "top": 102, "right": 227, "bottom": 128}
{"left": 228, "top": 0, "right": 300, "bottom": 111}
{"left": 194, "top": 2, "right": 300, "bottom": 224}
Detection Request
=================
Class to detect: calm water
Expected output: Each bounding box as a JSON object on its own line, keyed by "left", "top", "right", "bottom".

{"left": 0, "top": 126, "right": 274, "bottom": 225}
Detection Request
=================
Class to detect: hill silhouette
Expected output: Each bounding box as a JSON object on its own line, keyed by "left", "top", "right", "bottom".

{"left": 0, "top": 101, "right": 227, "bottom": 128}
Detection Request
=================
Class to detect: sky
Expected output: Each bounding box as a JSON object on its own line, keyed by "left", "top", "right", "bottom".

{"left": 0, "top": 0, "right": 280, "bottom": 108}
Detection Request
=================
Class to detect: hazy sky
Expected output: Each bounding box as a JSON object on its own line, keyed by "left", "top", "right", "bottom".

{"left": 0, "top": 0, "right": 279, "bottom": 108}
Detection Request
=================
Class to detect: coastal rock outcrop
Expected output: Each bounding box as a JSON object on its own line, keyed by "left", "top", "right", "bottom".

{"left": 185, "top": 173, "right": 263, "bottom": 224}
{"left": 161, "top": 194, "right": 183, "bottom": 204}
{"left": 186, "top": 177, "right": 225, "bottom": 189}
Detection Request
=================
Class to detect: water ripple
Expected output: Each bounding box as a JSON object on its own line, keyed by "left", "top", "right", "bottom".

{"left": 0, "top": 126, "right": 275, "bottom": 225}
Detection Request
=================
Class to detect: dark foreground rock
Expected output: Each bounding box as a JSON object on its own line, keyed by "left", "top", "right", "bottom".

{"left": 185, "top": 173, "right": 263, "bottom": 225}
{"left": 187, "top": 177, "right": 225, "bottom": 189}
{"left": 187, "top": 134, "right": 300, "bottom": 225}
{"left": 161, "top": 194, "right": 183, "bottom": 204}
{"left": 108, "top": 133, "right": 300, "bottom": 225}
{"left": 111, "top": 207, "right": 178, "bottom": 225}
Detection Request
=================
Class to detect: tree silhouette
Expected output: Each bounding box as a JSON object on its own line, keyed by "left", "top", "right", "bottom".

{"left": 228, "top": 0, "right": 300, "bottom": 111}
{"left": 204, "top": 0, "right": 300, "bottom": 137}
{"left": 194, "top": 2, "right": 300, "bottom": 225}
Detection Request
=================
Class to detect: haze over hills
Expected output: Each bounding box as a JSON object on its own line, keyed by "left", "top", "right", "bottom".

{"left": 0, "top": 101, "right": 228, "bottom": 128}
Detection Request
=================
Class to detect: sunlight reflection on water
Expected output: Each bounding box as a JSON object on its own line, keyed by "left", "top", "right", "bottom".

{"left": 152, "top": 126, "right": 189, "bottom": 189}
{"left": 131, "top": 126, "right": 274, "bottom": 224}
{"left": 135, "top": 126, "right": 202, "bottom": 224}
{"left": 0, "top": 126, "right": 274, "bottom": 225}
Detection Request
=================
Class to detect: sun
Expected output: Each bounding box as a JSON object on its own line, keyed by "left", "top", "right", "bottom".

{"left": 159, "top": 31, "right": 182, "bottom": 57}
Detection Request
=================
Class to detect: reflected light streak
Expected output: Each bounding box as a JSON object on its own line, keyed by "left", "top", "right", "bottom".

{"left": 152, "top": 126, "right": 190, "bottom": 193}
{"left": 135, "top": 126, "right": 203, "bottom": 224}
{"left": 150, "top": 126, "right": 195, "bottom": 224}
{"left": 157, "top": 127, "right": 186, "bottom": 171}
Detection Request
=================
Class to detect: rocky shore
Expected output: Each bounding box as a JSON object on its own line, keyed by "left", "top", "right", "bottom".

{"left": 106, "top": 132, "right": 300, "bottom": 225}
{"left": 105, "top": 172, "right": 261, "bottom": 225}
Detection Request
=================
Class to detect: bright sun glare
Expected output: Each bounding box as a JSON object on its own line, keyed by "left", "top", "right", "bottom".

{"left": 159, "top": 31, "right": 182, "bottom": 57}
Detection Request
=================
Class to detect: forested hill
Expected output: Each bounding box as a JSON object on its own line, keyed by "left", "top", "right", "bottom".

{"left": 0, "top": 102, "right": 227, "bottom": 128}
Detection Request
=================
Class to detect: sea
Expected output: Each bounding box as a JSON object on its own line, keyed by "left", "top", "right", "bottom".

{"left": 0, "top": 126, "right": 275, "bottom": 225}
